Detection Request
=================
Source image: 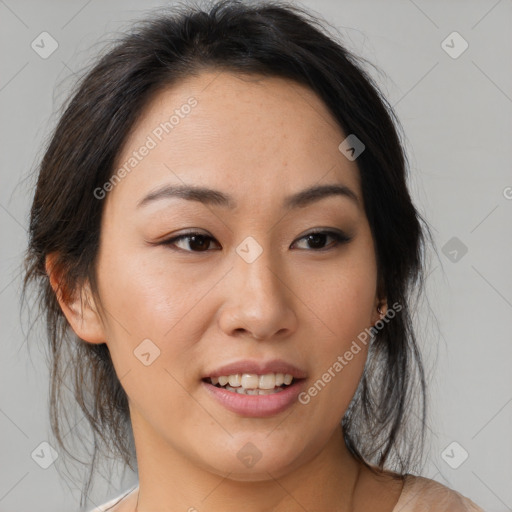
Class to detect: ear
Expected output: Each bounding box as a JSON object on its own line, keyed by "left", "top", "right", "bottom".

{"left": 45, "top": 253, "right": 106, "bottom": 344}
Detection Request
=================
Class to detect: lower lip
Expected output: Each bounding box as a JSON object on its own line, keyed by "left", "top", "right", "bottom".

{"left": 202, "top": 379, "right": 306, "bottom": 418}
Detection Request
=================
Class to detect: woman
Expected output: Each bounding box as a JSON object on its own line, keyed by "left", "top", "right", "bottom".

{"left": 23, "top": 0, "right": 486, "bottom": 510}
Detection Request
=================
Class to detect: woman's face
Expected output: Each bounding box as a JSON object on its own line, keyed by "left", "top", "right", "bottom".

{"left": 91, "top": 71, "right": 383, "bottom": 479}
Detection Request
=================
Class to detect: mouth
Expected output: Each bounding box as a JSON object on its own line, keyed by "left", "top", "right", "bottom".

{"left": 202, "top": 372, "right": 298, "bottom": 395}
{"left": 201, "top": 360, "right": 307, "bottom": 417}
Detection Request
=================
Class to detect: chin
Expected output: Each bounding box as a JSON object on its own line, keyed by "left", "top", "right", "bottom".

{"left": 197, "top": 436, "right": 308, "bottom": 482}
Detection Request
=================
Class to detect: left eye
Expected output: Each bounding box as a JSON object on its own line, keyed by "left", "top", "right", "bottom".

{"left": 159, "top": 230, "right": 351, "bottom": 253}
{"left": 292, "top": 230, "right": 351, "bottom": 251}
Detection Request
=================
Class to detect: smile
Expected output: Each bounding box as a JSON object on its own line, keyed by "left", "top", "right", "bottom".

{"left": 205, "top": 372, "right": 295, "bottom": 395}
{"left": 202, "top": 373, "right": 306, "bottom": 417}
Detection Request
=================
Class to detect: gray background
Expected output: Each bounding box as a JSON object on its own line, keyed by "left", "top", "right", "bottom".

{"left": 1, "top": 0, "right": 511, "bottom": 511}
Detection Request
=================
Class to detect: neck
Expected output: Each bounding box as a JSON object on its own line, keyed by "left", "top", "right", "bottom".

{"left": 132, "top": 420, "right": 362, "bottom": 512}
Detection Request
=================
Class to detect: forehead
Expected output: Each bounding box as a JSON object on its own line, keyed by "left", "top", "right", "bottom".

{"left": 109, "top": 70, "right": 362, "bottom": 211}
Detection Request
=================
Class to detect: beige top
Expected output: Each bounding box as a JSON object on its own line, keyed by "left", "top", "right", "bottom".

{"left": 393, "top": 475, "right": 485, "bottom": 511}
{"left": 90, "top": 475, "right": 486, "bottom": 511}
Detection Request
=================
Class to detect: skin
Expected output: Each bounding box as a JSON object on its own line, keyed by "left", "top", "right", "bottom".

{"left": 47, "top": 70, "right": 404, "bottom": 511}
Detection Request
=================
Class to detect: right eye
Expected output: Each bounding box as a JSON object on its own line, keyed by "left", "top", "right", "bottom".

{"left": 159, "top": 232, "right": 221, "bottom": 252}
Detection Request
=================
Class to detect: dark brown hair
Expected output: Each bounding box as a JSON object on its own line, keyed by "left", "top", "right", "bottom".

{"left": 23, "top": 0, "right": 433, "bottom": 506}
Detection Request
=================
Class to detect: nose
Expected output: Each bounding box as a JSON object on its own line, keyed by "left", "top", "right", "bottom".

{"left": 217, "top": 247, "right": 298, "bottom": 341}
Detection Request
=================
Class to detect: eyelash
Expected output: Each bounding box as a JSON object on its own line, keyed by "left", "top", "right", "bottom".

{"left": 157, "top": 230, "right": 352, "bottom": 253}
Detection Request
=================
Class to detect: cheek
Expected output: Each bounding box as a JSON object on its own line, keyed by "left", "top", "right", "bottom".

{"left": 301, "top": 257, "right": 378, "bottom": 346}
{"left": 99, "top": 237, "right": 200, "bottom": 322}
{"left": 94, "top": 242, "right": 203, "bottom": 368}
{"left": 296, "top": 272, "right": 374, "bottom": 427}
{"left": 307, "top": 275, "right": 373, "bottom": 385}
{"left": 294, "top": 249, "right": 377, "bottom": 410}
{"left": 94, "top": 248, "right": 206, "bottom": 419}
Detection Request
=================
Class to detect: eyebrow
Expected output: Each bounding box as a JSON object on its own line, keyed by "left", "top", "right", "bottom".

{"left": 137, "top": 183, "right": 359, "bottom": 210}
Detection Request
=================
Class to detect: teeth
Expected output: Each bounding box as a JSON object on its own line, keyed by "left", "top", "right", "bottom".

{"left": 208, "top": 372, "right": 295, "bottom": 391}
{"left": 258, "top": 373, "right": 276, "bottom": 390}
{"left": 228, "top": 374, "right": 241, "bottom": 387}
{"left": 241, "top": 373, "right": 260, "bottom": 389}
{"left": 224, "top": 384, "right": 283, "bottom": 395}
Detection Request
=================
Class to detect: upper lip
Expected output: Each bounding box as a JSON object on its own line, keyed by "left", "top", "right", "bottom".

{"left": 203, "top": 359, "right": 308, "bottom": 379}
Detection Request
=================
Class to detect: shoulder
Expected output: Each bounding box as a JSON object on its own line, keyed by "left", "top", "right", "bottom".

{"left": 87, "top": 485, "right": 139, "bottom": 512}
{"left": 394, "top": 475, "right": 486, "bottom": 512}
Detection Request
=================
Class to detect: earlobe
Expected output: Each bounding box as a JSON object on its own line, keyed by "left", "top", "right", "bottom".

{"left": 371, "top": 298, "right": 388, "bottom": 327}
{"left": 45, "top": 253, "right": 106, "bottom": 344}
{"left": 372, "top": 275, "right": 387, "bottom": 326}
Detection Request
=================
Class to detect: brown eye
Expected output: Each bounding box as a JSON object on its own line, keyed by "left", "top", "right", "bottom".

{"left": 161, "top": 233, "right": 221, "bottom": 252}
{"left": 292, "top": 230, "right": 351, "bottom": 251}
